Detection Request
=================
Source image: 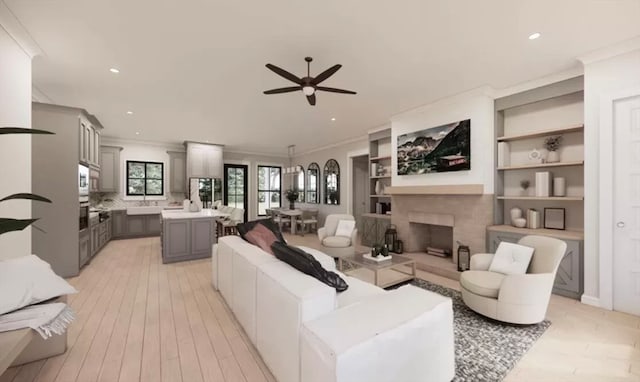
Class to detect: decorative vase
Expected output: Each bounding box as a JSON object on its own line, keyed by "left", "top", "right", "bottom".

{"left": 375, "top": 180, "right": 382, "bottom": 195}
{"left": 553, "top": 177, "right": 566, "bottom": 197}
{"left": 510, "top": 207, "right": 523, "bottom": 225}
{"left": 547, "top": 150, "right": 560, "bottom": 163}
{"left": 289, "top": 201, "right": 295, "bottom": 210}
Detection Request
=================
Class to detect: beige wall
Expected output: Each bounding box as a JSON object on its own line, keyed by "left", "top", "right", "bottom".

{"left": 0, "top": 26, "right": 32, "bottom": 258}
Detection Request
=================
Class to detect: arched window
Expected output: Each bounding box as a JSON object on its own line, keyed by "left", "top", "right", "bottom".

{"left": 323, "top": 159, "right": 340, "bottom": 205}
{"left": 296, "top": 166, "right": 305, "bottom": 202}
{"left": 306, "top": 163, "right": 320, "bottom": 203}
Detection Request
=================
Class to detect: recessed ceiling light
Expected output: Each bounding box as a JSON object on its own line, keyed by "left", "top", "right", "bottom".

{"left": 528, "top": 32, "right": 541, "bottom": 40}
{"left": 331, "top": 118, "right": 336, "bottom": 121}
{"left": 109, "top": 68, "right": 120, "bottom": 73}
{"left": 126, "top": 111, "right": 133, "bottom": 115}
{"left": 135, "top": 132, "right": 140, "bottom": 135}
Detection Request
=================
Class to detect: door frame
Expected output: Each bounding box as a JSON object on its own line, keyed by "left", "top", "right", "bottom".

{"left": 224, "top": 163, "right": 249, "bottom": 222}
{"left": 598, "top": 87, "right": 640, "bottom": 311}
{"left": 347, "top": 148, "right": 370, "bottom": 215}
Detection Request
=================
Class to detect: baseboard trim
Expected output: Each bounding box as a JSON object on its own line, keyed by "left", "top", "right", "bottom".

{"left": 580, "top": 294, "right": 601, "bottom": 308}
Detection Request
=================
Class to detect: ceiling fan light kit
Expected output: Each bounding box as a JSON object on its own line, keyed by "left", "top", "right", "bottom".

{"left": 263, "top": 57, "right": 356, "bottom": 106}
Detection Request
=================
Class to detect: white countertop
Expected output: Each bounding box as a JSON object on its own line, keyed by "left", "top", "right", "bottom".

{"left": 161, "top": 209, "right": 230, "bottom": 220}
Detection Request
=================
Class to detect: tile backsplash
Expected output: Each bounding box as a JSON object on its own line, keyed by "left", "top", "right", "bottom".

{"left": 90, "top": 192, "right": 187, "bottom": 209}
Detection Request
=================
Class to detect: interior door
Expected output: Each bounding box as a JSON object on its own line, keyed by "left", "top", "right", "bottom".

{"left": 224, "top": 164, "right": 248, "bottom": 222}
{"left": 613, "top": 95, "right": 640, "bottom": 316}
{"left": 352, "top": 155, "right": 369, "bottom": 233}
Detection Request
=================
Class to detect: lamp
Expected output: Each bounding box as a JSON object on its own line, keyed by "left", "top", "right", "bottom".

{"left": 384, "top": 224, "right": 398, "bottom": 253}
{"left": 302, "top": 86, "right": 315, "bottom": 96}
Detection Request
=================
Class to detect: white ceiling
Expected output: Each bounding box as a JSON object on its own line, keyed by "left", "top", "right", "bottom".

{"left": 6, "top": 0, "right": 640, "bottom": 155}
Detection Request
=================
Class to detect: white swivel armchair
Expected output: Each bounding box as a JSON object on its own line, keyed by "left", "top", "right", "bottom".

{"left": 317, "top": 214, "right": 357, "bottom": 258}
{"left": 460, "top": 235, "right": 566, "bottom": 324}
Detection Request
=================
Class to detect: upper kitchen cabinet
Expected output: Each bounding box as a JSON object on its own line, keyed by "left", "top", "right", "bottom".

{"left": 168, "top": 151, "right": 187, "bottom": 194}
{"left": 185, "top": 142, "right": 223, "bottom": 179}
{"left": 79, "top": 115, "right": 102, "bottom": 169}
{"left": 100, "top": 146, "right": 123, "bottom": 193}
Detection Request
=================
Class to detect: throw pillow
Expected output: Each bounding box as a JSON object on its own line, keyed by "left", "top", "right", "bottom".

{"left": 244, "top": 223, "right": 279, "bottom": 255}
{"left": 334, "top": 219, "right": 355, "bottom": 238}
{"left": 488, "top": 242, "right": 535, "bottom": 275}
{"left": 271, "top": 241, "right": 348, "bottom": 292}
{"left": 0, "top": 255, "right": 78, "bottom": 315}
{"left": 237, "top": 218, "right": 286, "bottom": 244}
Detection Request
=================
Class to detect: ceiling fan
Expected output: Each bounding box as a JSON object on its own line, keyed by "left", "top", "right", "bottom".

{"left": 263, "top": 57, "right": 356, "bottom": 106}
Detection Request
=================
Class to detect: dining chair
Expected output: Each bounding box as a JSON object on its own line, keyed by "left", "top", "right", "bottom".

{"left": 269, "top": 208, "right": 291, "bottom": 232}
{"left": 297, "top": 209, "right": 319, "bottom": 236}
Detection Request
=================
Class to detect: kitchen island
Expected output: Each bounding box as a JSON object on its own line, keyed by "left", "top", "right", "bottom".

{"left": 161, "top": 209, "right": 228, "bottom": 264}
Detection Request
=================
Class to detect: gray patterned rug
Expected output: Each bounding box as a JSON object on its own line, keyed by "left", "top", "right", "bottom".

{"left": 408, "top": 279, "right": 550, "bottom": 382}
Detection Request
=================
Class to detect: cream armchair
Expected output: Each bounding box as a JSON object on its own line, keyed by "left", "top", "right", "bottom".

{"left": 460, "top": 235, "right": 566, "bottom": 324}
{"left": 317, "top": 214, "right": 357, "bottom": 258}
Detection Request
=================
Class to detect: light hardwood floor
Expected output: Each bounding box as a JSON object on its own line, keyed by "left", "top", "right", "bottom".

{"left": 1, "top": 235, "right": 639, "bottom": 382}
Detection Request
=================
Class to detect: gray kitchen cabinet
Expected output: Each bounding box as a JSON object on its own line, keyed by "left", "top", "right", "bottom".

{"left": 168, "top": 151, "right": 187, "bottom": 194}
{"left": 99, "top": 146, "right": 123, "bottom": 192}
{"left": 162, "top": 218, "right": 214, "bottom": 264}
{"left": 79, "top": 231, "right": 90, "bottom": 268}
{"left": 79, "top": 117, "right": 90, "bottom": 164}
{"left": 111, "top": 210, "right": 126, "bottom": 238}
{"left": 487, "top": 229, "right": 584, "bottom": 299}
{"left": 146, "top": 215, "right": 162, "bottom": 235}
{"left": 361, "top": 215, "right": 391, "bottom": 247}
{"left": 126, "top": 216, "right": 146, "bottom": 236}
{"left": 91, "top": 225, "right": 100, "bottom": 256}
{"left": 185, "top": 142, "right": 223, "bottom": 179}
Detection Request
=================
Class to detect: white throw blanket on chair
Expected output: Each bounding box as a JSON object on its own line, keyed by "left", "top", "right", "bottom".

{"left": 0, "top": 303, "right": 75, "bottom": 339}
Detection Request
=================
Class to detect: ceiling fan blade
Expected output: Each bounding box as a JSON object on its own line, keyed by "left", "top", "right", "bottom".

{"left": 265, "top": 64, "right": 302, "bottom": 84}
{"left": 312, "top": 64, "right": 342, "bottom": 85}
{"left": 316, "top": 86, "right": 357, "bottom": 95}
{"left": 263, "top": 86, "right": 302, "bottom": 95}
{"left": 306, "top": 94, "right": 316, "bottom": 106}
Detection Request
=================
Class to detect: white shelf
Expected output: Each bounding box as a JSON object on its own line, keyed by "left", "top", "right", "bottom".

{"left": 497, "top": 124, "right": 584, "bottom": 142}
{"left": 370, "top": 155, "right": 391, "bottom": 161}
{"left": 497, "top": 161, "right": 584, "bottom": 171}
{"left": 497, "top": 196, "right": 584, "bottom": 201}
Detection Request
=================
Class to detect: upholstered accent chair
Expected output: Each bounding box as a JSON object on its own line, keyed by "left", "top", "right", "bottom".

{"left": 318, "top": 214, "right": 357, "bottom": 258}
{"left": 460, "top": 235, "right": 566, "bottom": 324}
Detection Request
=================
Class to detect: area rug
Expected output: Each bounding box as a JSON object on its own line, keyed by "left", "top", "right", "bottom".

{"left": 409, "top": 279, "right": 550, "bottom": 382}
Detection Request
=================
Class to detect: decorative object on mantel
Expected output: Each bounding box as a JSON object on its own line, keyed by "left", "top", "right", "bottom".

{"left": 497, "top": 141, "right": 510, "bottom": 167}
{"left": 510, "top": 207, "right": 523, "bottom": 226}
{"left": 553, "top": 177, "right": 566, "bottom": 197}
{"left": 528, "top": 148, "right": 543, "bottom": 164}
{"left": 544, "top": 208, "right": 566, "bottom": 230}
{"left": 527, "top": 209, "right": 541, "bottom": 229}
{"left": 285, "top": 188, "right": 299, "bottom": 210}
{"left": 544, "top": 135, "right": 563, "bottom": 163}
{"left": 384, "top": 225, "right": 398, "bottom": 253}
{"left": 397, "top": 119, "right": 470, "bottom": 175}
{"left": 374, "top": 180, "right": 384, "bottom": 195}
{"left": 513, "top": 218, "right": 527, "bottom": 228}
{"left": 520, "top": 180, "right": 530, "bottom": 196}
{"left": 457, "top": 241, "right": 471, "bottom": 272}
{"left": 535, "top": 171, "right": 552, "bottom": 197}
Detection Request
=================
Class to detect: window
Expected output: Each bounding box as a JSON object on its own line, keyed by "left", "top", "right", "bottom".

{"left": 307, "top": 162, "right": 320, "bottom": 203}
{"left": 296, "top": 167, "right": 305, "bottom": 202}
{"left": 258, "top": 165, "right": 281, "bottom": 215}
{"left": 324, "top": 159, "right": 340, "bottom": 205}
{"left": 126, "top": 161, "right": 164, "bottom": 196}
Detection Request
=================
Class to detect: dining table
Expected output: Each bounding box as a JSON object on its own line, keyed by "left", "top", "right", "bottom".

{"left": 273, "top": 208, "right": 303, "bottom": 234}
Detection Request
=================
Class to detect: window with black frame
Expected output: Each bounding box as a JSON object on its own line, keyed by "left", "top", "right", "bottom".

{"left": 126, "top": 161, "right": 164, "bottom": 196}
{"left": 258, "top": 165, "right": 281, "bottom": 215}
{"left": 324, "top": 159, "right": 340, "bottom": 205}
{"left": 306, "top": 162, "right": 320, "bottom": 203}
{"left": 296, "top": 167, "right": 305, "bottom": 202}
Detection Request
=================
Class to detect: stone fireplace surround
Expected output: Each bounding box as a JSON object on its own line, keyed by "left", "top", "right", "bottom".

{"left": 391, "top": 194, "right": 494, "bottom": 264}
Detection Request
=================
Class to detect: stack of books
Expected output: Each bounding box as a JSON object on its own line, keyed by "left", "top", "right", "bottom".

{"left": 426, "top": 247, "right": 451, "bottom": 257}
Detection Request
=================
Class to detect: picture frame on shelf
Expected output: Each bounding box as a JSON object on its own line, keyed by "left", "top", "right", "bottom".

{"left": 544, "top": 208, "right": 565, "bottom": 230}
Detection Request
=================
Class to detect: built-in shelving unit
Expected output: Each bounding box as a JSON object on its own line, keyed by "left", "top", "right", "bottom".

{"left": 497, "top": 124, "right": 584, "bottom": 142}
{"left": 369, "top": 128, "right": 393, "bottom": 216}
{"left": 497, "top": 160, "right": 584, "bottom": 171}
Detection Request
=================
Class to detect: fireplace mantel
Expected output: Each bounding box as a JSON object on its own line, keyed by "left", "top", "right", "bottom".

{"left": 385, "top": 184, "right": 484, "bottom": 195}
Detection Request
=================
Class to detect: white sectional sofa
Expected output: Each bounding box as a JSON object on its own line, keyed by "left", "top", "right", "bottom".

{"left": 212, "top": 236, "right": 455, "bottom": 382}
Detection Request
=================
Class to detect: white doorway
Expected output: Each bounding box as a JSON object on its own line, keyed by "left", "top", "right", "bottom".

{"left": 613, "top": 95, "right": 640, "bottom": 316}
{"left": 352, "top": 155, "right": 369, "bottom": 233}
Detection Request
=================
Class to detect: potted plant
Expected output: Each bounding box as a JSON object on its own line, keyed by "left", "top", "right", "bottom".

{"left": 285, "top": 188, "right": 299, "bottom": 210}
{"left": 520, "top": 180, "right": 530, "bottom": 196}
{"left": 544, "top": 135, "right": 563, "bottom": 163}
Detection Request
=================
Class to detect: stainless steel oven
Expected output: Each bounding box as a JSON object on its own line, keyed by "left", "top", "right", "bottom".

{"left": 79, "top": 200, "right": 89, "bottom": 231}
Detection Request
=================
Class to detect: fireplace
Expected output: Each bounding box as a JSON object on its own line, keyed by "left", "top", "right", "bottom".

{"left": 407, "top": 212, "right": 454, "bottom": 260}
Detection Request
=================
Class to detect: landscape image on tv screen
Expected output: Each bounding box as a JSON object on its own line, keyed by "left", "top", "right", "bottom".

{"left": 397, "top": 119, "right": 471, "bottom": 175}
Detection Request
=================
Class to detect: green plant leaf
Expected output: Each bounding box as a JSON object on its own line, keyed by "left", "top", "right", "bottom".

{"left": 0, "top": 193, "right": 52, "bottom": 203}
{"left": 0, "top": 127, "right": 54, "bottom": 135}
{"left": 0, "top": 218, "right": 39, "bottom": 235}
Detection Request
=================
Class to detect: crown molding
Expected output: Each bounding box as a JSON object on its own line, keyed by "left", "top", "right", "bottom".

{"left": 0, "top": 1, "right": 43, "bottom": 58}
{"left": 492, "top": 66, "right": 584, "bottom": 99}
{"left": 224, "top": 149, "right": 289, "bottom": 159}
{"left": 578, "top": 35, "right": 640, "bottom": 65}
{"left": 294, "top": 134, "right": 368, "bottom": 157}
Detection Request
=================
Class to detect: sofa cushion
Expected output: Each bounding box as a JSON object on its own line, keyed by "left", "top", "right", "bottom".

{"left": 297, "top": 246, "right": 336, "bottom": 271}
{"left": 271, "top": 242, "right": 348, "bottom": 292}
{"left": 237, "top": 218, "right": 286, "bottom": 244}
{"left": 335, "top": 220, "right": 355, "bottom": 238}
{"left": 336, "top": 276, "right": 385, "bottom": 308}
{"left": 489, "top": 242, "right": 534, "bottom": 275}
{"left": 460, "top": 270, "right": 505, "bottom": 299}
{"left": 244, "top": 223, "right": 279, "bottom": 255}
{"left": 322, "top": 236, "right": 351, "bottom": 248}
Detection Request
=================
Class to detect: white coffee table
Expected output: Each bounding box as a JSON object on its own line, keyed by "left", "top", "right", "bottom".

{"left": 338, "top": 253, "right": 416, "bottom": 288}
